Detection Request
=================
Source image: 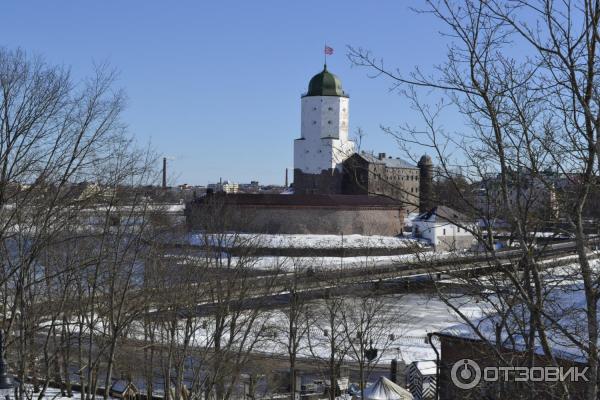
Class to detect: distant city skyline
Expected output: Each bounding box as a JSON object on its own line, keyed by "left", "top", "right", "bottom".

{"left": 2, "top": 1, "right": 455, "bottom": 186}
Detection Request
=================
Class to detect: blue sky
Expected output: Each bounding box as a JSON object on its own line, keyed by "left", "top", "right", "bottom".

{"left": 2, "top": 1, "right": 451, "bottom": 186}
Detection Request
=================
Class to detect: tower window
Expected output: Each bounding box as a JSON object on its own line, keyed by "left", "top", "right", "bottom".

{"left": 328, "top": 120, "right": 332, "bottom": 124}
{"left": 313, "top": 107, "right": 317, "bottom": 111}
{"left": 313, "top": 121, "right": 316, "bottom": 124}
{"left": 328, "top": 107, "right": 333, "bottom": 111}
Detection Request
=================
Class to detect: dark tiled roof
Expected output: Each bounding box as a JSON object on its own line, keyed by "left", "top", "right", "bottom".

{"left": 357, "top": 152, "right": 417, "bottom": 169}
{"left": 416, "top": 205, "right": 470, "bottom": 222}
{"left": 192, "top": 193, "right": 402, "bottom": 208}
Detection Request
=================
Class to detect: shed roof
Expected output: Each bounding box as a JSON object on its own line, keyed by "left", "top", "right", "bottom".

{"left": 438, "top": 282, "right": 598, "bottom": 363}
{"left": 415, "top": 206, "right": 470, "bottom": 223}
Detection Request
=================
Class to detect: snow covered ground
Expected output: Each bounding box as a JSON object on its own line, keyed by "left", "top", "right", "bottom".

{"left": 252, "top": 293, "right": 486, "bottom": 364}
{"left": 168, "top": 251, "right": 453, "bottom": 272}
{"left": 254, "top": 252, "right": 454, "bottom": 272}
{"left": 134, "top": 292, "right": 486, "bottom": 366}
{"left": 19, "top": 387, "right": 102, "bottom": 400}
{"left": 189, "top": 233, "right": 424, "bottom": 250}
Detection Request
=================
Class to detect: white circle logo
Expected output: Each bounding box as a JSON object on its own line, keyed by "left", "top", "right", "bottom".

{"left": 451, "top": 359, "right": 481, "bottom": 390}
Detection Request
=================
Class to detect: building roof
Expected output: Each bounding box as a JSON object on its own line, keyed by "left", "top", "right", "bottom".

{"left": 192, "top": 193, "right": 402, "bottom": 208}
{"left": 415, "top": 205, "right": 470, "bottom": 223}
{"left": 303, "top": 65, "right": 348, "bottom": 97}
{"left": 437, "top": 283, "right": 596, "bottom": 363}
{"left": 356, "top": 152, "right": 417, "bottom": 169}
{"left": 412, "top": 360, "right": 437, "bottom": 376}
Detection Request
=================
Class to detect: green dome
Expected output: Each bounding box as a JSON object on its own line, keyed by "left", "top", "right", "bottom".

{"left": 304, "top": 65, "right": 348, "bottom": 97}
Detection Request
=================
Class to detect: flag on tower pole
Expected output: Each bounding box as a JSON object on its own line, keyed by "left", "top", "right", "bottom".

{"left": 324, "top": 45, "right": 334, "bottom": 66}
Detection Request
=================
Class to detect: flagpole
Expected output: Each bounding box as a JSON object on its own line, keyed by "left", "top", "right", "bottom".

{"left": 324, "top": 42, "right": 327, "bottom": 67}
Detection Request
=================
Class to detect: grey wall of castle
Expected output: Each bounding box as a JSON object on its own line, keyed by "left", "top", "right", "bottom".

{"left": 188, "top": 205, "right": 404, "bottom": 236}
{"left": 293, "top": 168, "right": 344, "bottom": 195}
{"left": 293, "top": 155, "right": 426, "bottom": 213}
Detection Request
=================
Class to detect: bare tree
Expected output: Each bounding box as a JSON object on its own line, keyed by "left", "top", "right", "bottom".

{"left": 340, "top": 295, "right": 395, "bottom": 399}
{"left": 348, "top": 1, "right": 600, "bottom": 398}
{"left": 0, "top": 47, "right": 162, "bottom": 400}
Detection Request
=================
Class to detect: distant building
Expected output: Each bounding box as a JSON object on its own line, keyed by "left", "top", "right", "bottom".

{"left": 473, "top": 171, "right": 558, "bottom": 219}
{"left": 176, "top": 184, "right": 206, "bottom": 202}
{"left": 77, "top": 182, "right": 116, "bottom": 202}
{"left": 208, "top": 180, "right": 239, "bottom": 194}
{"left": 238, "top": 181, "right": 260, "bottom": 193}
{"left": 412, "top": 206, "right": 474, "bottom": 251}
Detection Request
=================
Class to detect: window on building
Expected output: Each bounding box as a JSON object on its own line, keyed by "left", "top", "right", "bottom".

{"left": 443, "top": 229, "right": 446, "bottom": 235}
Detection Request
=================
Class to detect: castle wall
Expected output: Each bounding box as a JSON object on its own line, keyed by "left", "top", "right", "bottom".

{"left": 293, "top": 168, "right": 344, "bottom": 195}
{"left": 188, "top": 203, "right": 404, "bottom": 236}
{"left": 342, "top": 154, "right": 421, "bottom": 211}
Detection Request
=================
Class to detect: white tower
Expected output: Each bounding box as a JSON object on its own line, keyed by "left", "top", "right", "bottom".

{"left": 293, "top": 65, "right": 355, "bottom": 194}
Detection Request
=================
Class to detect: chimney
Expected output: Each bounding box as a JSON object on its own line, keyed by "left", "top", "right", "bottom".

{"left": 378, "top": 153, "right": 386, "bottom": 160}
{"left": 285, "top": 168, "right": 289, "bottom": 187}
{"left": 162, "top": 157, "right": 167, "bottom": 189}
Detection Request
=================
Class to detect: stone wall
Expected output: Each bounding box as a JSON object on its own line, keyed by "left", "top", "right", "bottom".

{"left": 293, "top": 168, "right": 344, "bottom": 195}
{"left": 188, "top": 203, "right": 404, "bottom": 236}
{"left": 342, "top": 154, "right": 420, "bottom": 210}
